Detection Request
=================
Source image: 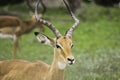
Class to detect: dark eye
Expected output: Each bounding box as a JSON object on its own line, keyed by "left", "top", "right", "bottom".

{"left": 56, "top": 45, "right": 61, "bottom": 49}
{"left": 71, "top": 44, "right": 74, "bottom": 48}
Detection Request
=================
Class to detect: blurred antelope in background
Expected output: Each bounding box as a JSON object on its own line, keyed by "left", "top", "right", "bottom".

{"left": 0, "top": 0, "right": 79, "bottom": 80}
{"left": 0, "top": 0, "right": 46, "bottom": 58}
{"left": 0, "top": 14, "right": 44, "bottom": 58}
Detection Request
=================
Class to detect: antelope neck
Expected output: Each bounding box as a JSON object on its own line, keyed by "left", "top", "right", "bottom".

{"left": 48, "top": 49, "right": 66, "bottom": 80}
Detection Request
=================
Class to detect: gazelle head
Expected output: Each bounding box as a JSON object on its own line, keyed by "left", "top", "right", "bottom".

{"left": 34, "top": 0, "right": 79, "bottom": 65}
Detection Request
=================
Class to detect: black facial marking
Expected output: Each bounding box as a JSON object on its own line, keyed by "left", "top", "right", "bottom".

{"left": 56, "top": 44, "right": 61, "bottom": 49}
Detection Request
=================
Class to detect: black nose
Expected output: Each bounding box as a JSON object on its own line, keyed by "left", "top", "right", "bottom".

{"left": 67, "top": 58, "right": 74, "bottom": 62}
{"left": 67, "top": 58, "right": 74, "bottom": 65}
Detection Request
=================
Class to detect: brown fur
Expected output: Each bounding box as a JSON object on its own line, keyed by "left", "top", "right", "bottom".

{"left": 0, "top": 36, "right": 74, "bottom": 80}
{"left": 0, "top": 60, "right": 49, "bottom": 80}
{"left": 0, "top": 59, "right": 65, "bottom": 80}
{"left": 0, "top": 16, "right": 22, "bottom": 27}
{"left": 0, "top": 15, "right": 44, "bottom": 58}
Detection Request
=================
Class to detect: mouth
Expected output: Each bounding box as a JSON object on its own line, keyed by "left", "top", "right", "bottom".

{"left": 68, "top": 62, "right": 73, "bottom": 65}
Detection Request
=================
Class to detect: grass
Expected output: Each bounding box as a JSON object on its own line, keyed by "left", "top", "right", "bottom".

{"left": 0, "top": 2, "right": 120, "bottom": 80}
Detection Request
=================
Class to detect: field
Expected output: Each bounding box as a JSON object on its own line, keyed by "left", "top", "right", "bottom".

{"left": 0, "top": 3, "right": 120, "bottom": 80}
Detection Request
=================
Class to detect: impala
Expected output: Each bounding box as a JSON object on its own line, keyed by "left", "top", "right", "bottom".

{"left": 0, "top": 15, "right": 44, "bottom": 58}
{"left": 0, "top": 0, "right": 79, "bottom": 80}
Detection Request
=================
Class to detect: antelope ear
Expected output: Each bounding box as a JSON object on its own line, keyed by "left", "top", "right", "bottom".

{"left": 34, "top": 32, "right": 55, "bottom": 46}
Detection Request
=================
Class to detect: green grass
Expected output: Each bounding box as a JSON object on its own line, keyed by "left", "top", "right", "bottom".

{"left": 0, "top": 3, "right": 120, "bottom": 80}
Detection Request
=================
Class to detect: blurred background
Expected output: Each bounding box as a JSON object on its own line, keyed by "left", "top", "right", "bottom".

{"left": 0, "top": 0, "right": 120, "bottom": 80}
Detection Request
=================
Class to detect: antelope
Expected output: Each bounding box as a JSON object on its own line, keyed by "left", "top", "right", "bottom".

{"left": 0, "top": 0, "right": 79, "bottom": 80}
{"left": 0, "top": 15, "right": 44, "bottom": 58}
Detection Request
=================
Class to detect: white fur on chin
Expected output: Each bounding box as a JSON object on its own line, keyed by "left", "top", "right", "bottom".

{"left": 58, "top": 62, "right": 66, "bottom": 70}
